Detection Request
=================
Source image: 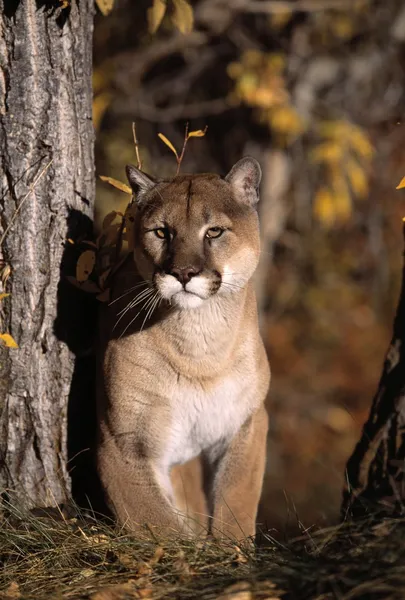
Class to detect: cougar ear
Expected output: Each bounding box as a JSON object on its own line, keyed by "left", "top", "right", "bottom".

{"left": 225, "top": 157, "right": 261, "bottom": 206}
{"left": 126, "top": 165, "right": 156, "bottom": 199}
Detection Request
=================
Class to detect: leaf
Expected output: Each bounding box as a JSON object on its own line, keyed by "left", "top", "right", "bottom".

{"left": 76, "top": 250, "right": 96, "bottom": 282}
{"left": 99, "top": 267, "right": 112, "bottom": 289}
{"left": 99, "top": 176, "right": 132, "bottom": 195}
{"left": 103, "top": 224, "right": 121, "bottom": 247}
{"left": 124, "top": 203, "right": 138, "bottom": 252}
{"left": 0, "top": 293, "right": 10, "bottom": 301}
{"left": 310, "top": 142, "right": 343, "bottom": 164}
{"left": 171, "top": 0, "right": 193, "bottom": 34}
{"left": 66, "top": 276, "right": 101, "bottom": 294}
{"left": 347, "top": 159, "right": 368, "bottom": 199}
{"left": 95, "top": 0, "right": 114, "bottom": 16}
{"left": 1, "top": 582, "right": 21, "bottom": 599}
{"left": 0, "top": 333, "right": 18, "bottom": 349}
{"left": 349, "top": 128, "right": 374, "bottom": 159}
{"left": 147, "top": 0, "right": 167, "bottom": 34}
{"left": 313, "top": 187, "right": 335, "bottom": 228}
{"left": 0, "top": 264, "right": 11, "bottom": 285}
{"left": 396, "top": 176, "right": 405, "bottom": 190}
{"left": 188, "top": 128, "right": 208, "bottom": 138}
{"left": 158, "top": 133, "right": 178, "bottom": 158}
{"left": 96, "top": 289, "right": 111, "bottom": 303}
{"left": 102, "top": 211, "right": 120, "bottom": 231}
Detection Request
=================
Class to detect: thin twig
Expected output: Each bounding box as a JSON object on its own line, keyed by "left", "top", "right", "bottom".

{"left": 176, "top": 123, "right": 189, "bottom": 175}
{"left": 132, "top": 122, "right": 142, "bottom": 171}
{"left": 0, "top": 159, "right": 53, "bottom": 247}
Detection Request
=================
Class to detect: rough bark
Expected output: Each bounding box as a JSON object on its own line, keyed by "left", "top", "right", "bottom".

{"left": 342, "top": 222, "right": 405, "bottom": 518}
{"left": 0, "top": 0, "right": 94, "bottom": 508}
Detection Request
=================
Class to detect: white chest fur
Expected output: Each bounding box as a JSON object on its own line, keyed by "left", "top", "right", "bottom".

{"left": 163, "top": 374, "right": 254, "bottom": 468}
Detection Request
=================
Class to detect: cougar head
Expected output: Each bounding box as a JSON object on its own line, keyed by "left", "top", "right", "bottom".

{"left": 125, "top": 158, "right": 261, "bottom": 310}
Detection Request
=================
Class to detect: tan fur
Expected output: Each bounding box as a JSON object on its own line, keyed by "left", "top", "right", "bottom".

{"left": 97, "top": 159, "right": 270, "bottom": 541}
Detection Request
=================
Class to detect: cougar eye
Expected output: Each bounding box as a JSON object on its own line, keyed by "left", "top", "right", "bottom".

{"left": 154, "top": 228, "right": 168, "bottom": 239}
{"left": 205, "top": 227, "right": 224, "bottom": 239}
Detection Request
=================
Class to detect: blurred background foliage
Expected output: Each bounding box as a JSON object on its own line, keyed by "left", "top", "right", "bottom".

{"left": 92, "top": 0, "right": 405, "bottom": 534}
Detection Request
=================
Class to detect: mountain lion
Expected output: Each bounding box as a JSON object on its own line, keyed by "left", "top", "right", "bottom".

{"left": 97, "top": 157, "right": 270, "bottom": 541}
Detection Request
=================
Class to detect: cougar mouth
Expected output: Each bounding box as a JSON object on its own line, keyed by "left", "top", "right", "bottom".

{"left": 154, "top": 270, "right": 222, "bottom": 309}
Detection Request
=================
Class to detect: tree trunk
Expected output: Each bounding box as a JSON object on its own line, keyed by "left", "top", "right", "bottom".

{"left": 0, "top": 0, "right": 94, "bottom": 508}
{"left": 342, "top": 221, "right": 405, "bottom": 518}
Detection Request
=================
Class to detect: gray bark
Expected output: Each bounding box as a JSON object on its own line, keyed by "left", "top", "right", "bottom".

{"left": 0, "top": 0, "right": 94, "bottom": 507}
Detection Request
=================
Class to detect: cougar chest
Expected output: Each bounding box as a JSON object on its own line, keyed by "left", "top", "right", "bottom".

{"left": 164, "top": 374, "right": 253, "bottom": 467}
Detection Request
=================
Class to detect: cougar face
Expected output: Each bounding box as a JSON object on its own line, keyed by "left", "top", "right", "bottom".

{"left": 127, "top": 164, "right": 261, "bottom": 310}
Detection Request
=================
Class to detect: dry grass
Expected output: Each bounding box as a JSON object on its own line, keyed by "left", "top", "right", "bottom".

{"left": 1, "top": 500, "right": 405, "bottom": 600}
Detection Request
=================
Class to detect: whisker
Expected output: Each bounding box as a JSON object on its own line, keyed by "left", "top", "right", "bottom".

{"left": 117, "top": 288, "right": 152, "bottom": 316}
{"left": 140, "top": 293, "right": 160, "bottom": 332}
{"left": 221, "top": 282, "right": 245, "bottom": 290}
{"left": 109, "top": 281, "right": 150, "bottom": 305}
{"left": 113, "top": 289, "right": 154, "bottom": 331}
{"left": 119, "top": 291, "right": 157, "bottom": 338}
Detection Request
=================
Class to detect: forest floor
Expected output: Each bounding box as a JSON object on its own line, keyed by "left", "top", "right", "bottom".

{"left": 0, "top": 502, "right": 404, "bottom": 600}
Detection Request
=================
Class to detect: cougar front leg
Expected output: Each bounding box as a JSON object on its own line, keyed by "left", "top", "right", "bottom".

{"left": 98, "top": 439, "right": 185, "bottom": 537}
{"left": 204, "top": 405, "right": 268, "bottom": 541}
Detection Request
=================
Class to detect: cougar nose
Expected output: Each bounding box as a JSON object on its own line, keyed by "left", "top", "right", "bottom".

{"left": 170, "top": 267, "right": 200, "bottom": 285}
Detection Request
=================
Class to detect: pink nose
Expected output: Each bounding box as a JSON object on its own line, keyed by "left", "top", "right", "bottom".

{"left": 170, "top": 267, "right": 200, "bottom": 285}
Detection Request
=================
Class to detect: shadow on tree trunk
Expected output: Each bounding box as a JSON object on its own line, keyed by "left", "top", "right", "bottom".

{"left": 342, "top": 222, "right": 405, "bottom": 519}
{"left": 54, "top": 209, "right": 110, "bottom": 518}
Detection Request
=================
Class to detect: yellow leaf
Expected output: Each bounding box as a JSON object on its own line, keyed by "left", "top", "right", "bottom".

{"left": 349, "top": 128, "right": 374, "bottom": 159}
{"left": 0, "top": 333, "right": 18, "bottom": 349}
{"left": 347, "top": 159, "right": 368, "bottom": 199}
{"left": 318, "top": 120, "right": 347, "bottom": 139}
{"left": 188, "top": 128, "right": 207, "bottom": 138}
{"left": 158, "top": 133, "right": 178, "bottom": 158}
{"left": 310, "top": 142, "right": 343, "bottom": 164}
{"left": 76, "top": 250, "right": 96, "bottom": 283}
{"left": 313, "top": 187, "right": 335, "bottom": 228}
{"left": 396, "top": 176, "right": 405, "bottom": 190}
{"left": 227, "top": 62, "right": 243, "bottom": 80}
{"left": 269, "top": 105, "right": 304, "bottom": 136}
{"left": 0, "top": 293, "right": 10, "bottom": 301}
{"left": 269, "top": 8, "right": 292, "bottom": 29}
{"left": 99, "top": 176, "right": 132, "bottom": 195}
{"left": 171, "top": 0, "right": 193, "bottom": 34}
{"left": 95, "top": 0, "right": 114, "bottom": 16}
{"left": 147, "top": 0, "right": 167, "bottom": 34}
